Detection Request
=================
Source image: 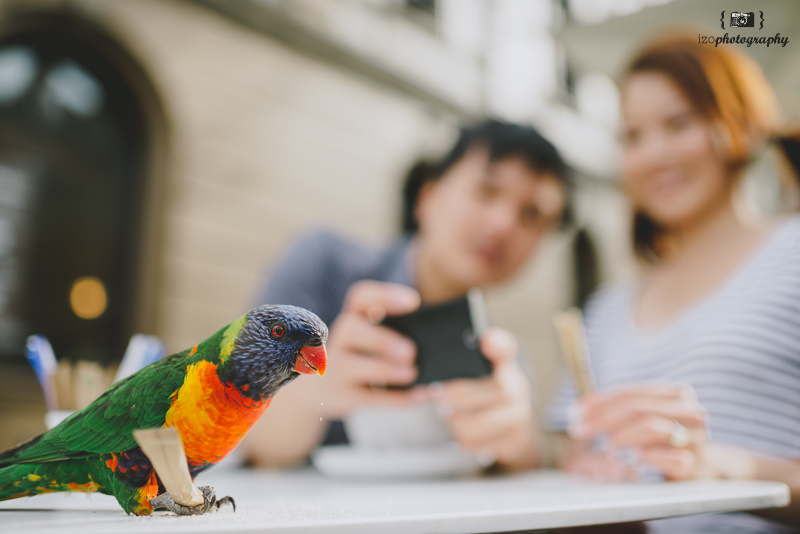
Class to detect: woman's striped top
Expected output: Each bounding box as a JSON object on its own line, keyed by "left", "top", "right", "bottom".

{"left": 550, "top": 215, "right": 800, "bottom": 534}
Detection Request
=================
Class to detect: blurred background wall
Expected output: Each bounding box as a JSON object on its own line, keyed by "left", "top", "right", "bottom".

{"left": 0, "top": 0, "right": 797, "bottom": 454}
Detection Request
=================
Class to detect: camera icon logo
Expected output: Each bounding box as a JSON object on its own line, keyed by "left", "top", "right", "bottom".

{"left": 730, "top": 11, "right": 755, "bottom": 28}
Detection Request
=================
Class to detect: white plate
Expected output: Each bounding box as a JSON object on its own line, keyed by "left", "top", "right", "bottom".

{"left": 311, "top": 444, "right": 494, "bottom": 480}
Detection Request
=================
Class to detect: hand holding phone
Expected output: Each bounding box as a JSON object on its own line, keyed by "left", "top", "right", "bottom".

{"left": 366, "top": 288, "right": 539, "bottom": 469}
{"left": 381, "top": 288, "right": 492, "bottom": 386}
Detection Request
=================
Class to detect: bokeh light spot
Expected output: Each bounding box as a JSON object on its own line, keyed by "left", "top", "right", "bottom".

{"left": 69, "top": 276, "right": 107, "bottom": 320}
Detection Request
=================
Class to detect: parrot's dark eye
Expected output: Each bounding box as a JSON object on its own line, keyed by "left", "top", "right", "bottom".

{"left": 271, "top": 324, "right": 284, "bottom": 338}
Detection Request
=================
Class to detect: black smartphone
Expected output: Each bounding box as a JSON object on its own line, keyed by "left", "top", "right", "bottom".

{"left": 381, "top": 288, "right": 492, "bottom": 386}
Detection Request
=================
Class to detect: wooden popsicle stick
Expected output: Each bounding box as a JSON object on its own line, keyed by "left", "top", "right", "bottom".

{"left": 133, "top": 427, "right": 204, "bottom": 507}
{"left": 553, "top": 308, "right": 595, "bottom": 397}
{"left": 55, "top": 360, "right": 73, "bottom": 411}
{"left": 74, "top": 361, "right": 106, "bottom": 410}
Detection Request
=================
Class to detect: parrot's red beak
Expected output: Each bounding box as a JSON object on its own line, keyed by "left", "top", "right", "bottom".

{"left": 295, "top": 344, "right": 327, "bottom": 376}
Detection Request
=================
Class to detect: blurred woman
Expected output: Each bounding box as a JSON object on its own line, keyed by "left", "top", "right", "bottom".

{"left": 551, "top": 35, "right": 800, "bottom": 532}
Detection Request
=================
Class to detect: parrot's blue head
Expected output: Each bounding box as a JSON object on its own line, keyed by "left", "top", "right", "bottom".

{"left": 221, "top": 304, "right": 328, "bottom": 400}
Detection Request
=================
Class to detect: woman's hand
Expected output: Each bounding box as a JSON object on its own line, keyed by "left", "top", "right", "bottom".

{"left": 427, "top": 328, "right": 539, "bottom": 470}
{"left": 561, "top": 386, "right": 800, "bottom": 525}
{"left": 567, "top": 383, "right": 709, "bottom": 480}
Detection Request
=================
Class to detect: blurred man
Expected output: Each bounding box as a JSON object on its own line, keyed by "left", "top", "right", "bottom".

{"left": 242, "top": 119, "right": 568, "bottom": 470}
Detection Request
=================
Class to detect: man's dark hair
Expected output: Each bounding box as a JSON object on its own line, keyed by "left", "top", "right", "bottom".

{"left": 401, "top": 119, "right": 568, "bottom": 233}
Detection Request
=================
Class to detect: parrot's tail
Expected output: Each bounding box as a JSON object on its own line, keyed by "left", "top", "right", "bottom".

{"left": 0, "top": 463, "right": 49, "bottom": 501}
{"left": 0, "top": 462, "right": 100, "bottom": 501}
{"left": 0, "top": 434, "right": 42, "bottom": 465}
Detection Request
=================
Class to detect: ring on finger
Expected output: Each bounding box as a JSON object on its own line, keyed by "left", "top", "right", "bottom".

{"left": 668, "top": 419, "right": 690, "bottom": 448}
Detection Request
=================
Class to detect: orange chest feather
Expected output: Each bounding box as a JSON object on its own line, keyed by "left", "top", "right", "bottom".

{"left": 164, "top": 360, "right": 271, "bottom": 466}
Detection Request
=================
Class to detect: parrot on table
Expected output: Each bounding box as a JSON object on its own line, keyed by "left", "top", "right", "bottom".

{"left": 0, "top": 304, "right": 327, "bottom": 516}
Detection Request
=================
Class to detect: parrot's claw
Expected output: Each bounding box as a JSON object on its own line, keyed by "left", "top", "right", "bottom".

{"left": 150, "top": 486, "right": 222, "bottom": 515}
{"left": 216, "top": 495, "right": 236, "bottom": 512}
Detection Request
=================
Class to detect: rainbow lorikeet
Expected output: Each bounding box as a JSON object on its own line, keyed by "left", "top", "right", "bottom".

{"left": 0, "top": 304, "right": 327, "bottom": 516}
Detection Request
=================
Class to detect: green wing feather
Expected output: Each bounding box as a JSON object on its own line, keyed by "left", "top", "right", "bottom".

{"left": 0, "top": 318, "right": 243, "bottom": 466}
{"left": 0, "top": 355, "right": 187, "bottom": 465}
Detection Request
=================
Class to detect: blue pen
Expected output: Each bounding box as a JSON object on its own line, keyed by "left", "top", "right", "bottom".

{"left": 25, "top": 335, "right": 59, "bottom": 411}
{"left": 114, "top": 334, "right": 167, "bottom": 383}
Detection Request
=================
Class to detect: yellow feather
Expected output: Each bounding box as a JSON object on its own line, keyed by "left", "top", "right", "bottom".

{"left": 219, "top": 314, "right": 247, "bottom": 362}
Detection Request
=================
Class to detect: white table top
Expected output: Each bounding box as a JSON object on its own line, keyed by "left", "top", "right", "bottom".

{"left": 0, "top": 467, "right": 788, "bottom": 534}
